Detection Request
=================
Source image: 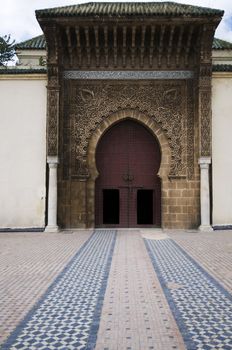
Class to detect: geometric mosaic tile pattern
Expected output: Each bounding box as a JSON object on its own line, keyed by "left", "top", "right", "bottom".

{"left": 145, "top": 238, "right": 232, "bottom": 350}
{"left": 171, "top": 231, "right": 232, "bottom": 293}
{"left": 0, "top": 230, "right": 92, "bottom": 345}
{"left": 1, "top": 230, "right": 116, "bottom": 350}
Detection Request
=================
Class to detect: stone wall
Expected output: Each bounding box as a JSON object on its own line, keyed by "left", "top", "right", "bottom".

{"left": 58, "top": 78, "right": 200, "bottom": 229}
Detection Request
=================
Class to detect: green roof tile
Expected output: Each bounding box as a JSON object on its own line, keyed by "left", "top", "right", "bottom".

{"left": 0, "top": 68, "right": 47, "bottom": 74}
{"left": 213, "top": 64, "right": 232, "bottom": 72}
{"left": 36, "top": 2, "right": 223, "bottom": 18}
{"left": 15, "top": 35, "right": 46, "bottom": 50}
{"left": 212, "top": 38, "right": 232, "bottom": 50}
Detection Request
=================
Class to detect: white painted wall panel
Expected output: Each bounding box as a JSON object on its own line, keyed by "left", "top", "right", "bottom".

{"left": 212, "top": 75, "right": 232, "bottom": 226}
{"left": 0, "top": 77, "right": 47, "bottom": 228}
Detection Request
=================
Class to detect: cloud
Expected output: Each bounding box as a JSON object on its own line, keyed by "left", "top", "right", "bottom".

{"left": 0, "top": 0, "right": 82, "bottom": 42}
{"left": 0, "top": 0, "right": 232, "bottom": 43}
{"left": 167, "top": 0, "right": 232, "bottom": 41}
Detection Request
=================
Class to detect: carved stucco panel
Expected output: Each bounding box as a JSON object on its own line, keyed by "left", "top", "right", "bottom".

{"left": 198, "top": 63, "right": 212, "bottom": 157}
{"left": 200, "top": 89, "right": 211, "bottom": 157}
{"left": 187, "top": 81, "right": 195, "bottom": 178}
{"left": 63, "top": 81, "right": 194, "bottom": 178}
{"left": 47, "top": 88, "right": 59, "bottom": 156}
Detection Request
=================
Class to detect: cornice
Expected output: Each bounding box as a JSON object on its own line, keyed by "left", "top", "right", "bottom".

{"left": 0, "top": 74, "right": 47, "bottom": 80}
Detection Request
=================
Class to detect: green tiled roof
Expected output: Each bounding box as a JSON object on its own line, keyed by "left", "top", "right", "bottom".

{"left": 15, "top": 34, "right": 232, "bottom": 51}
{"left": 36, "top": 2, "right": 223, "bottom": 18}
{"left": 0, "top": 68, "right": 47, "bottom": 74}
{"left": 15, "top": 35, "right": 46, "bottom": 50}
{"left": 213, "top": 64, "right": 232, "bottom": 72}
{"left": 212, "top": 38, "right": 232, "bottom": 50}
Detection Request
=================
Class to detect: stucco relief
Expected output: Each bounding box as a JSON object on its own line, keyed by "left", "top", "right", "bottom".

{"left": 187, "top": 81, "right": 195, "bottom": 178}
{"left": 200, "top": 90, "right": 211, "bottom": 157}
{"left": 198, "top": 64, "right": 212, "bottom": 157}
{"left": 47, "top": 88, "right": 59, "bottom": 155}
{"left": 47, "top": 64, "right": 60, "bottom": 156}
{"left": 64, "top": 81, "right": 194, "bottom": 178}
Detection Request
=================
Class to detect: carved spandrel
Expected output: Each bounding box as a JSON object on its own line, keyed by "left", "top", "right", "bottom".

{"left": 62, "top": 81, "right": 194, "bottom": 179}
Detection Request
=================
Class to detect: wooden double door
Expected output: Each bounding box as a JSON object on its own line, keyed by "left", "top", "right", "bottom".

{"left": 95, "top": 120, "right": 161, "bottom": 227}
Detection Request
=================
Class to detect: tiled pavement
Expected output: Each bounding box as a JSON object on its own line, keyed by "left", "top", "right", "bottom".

{"left": 0, "top": 230, "right": 92, "bottom": 345}
{"left": 0, "top": 229, "right": 231, "bottom": 349}
{"left": 170, "top": 231, "right": 232, "bottom": 293}
{"left": 145, "top": 236, "right": 232, "bottom": 349}
{"left": 95, "top": 230, "right": 185, "bottom": 350}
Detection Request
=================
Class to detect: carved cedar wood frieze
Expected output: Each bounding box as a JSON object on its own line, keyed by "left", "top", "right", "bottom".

{"left": 63, "top": 81, "right": 194, "bottom": 179}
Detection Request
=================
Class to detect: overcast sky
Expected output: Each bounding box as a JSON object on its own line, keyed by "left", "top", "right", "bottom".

{"left": 1, "top": 0, "right": 232, "bottom": 44}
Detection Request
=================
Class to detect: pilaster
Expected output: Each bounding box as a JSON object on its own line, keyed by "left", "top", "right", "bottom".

{"left": 45, "top": 156, "right": 59, "bottom": 232}
{"left": 44, "top": 24, "right": 60, "bottom": 231}
{"left": 198, "top": 157, "right": 213, "bottom": 231}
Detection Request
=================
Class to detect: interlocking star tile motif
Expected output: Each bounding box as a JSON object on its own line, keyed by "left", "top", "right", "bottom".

{"left": 145, "top": 238, "right": 232, "bottom": 350}
{"left": 1, "top": 230, "right": 116, "bottom": 350}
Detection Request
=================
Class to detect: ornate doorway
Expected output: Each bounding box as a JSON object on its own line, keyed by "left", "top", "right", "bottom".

{"left": 95, "top": 120, "right": 161, "bottom": 227}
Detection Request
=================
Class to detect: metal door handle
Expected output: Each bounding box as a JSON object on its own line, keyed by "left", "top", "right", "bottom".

{"left": 123, "top": 173, "right": 134, "bottom": 182}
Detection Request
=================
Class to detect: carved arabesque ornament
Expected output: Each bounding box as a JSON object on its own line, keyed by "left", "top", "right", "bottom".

{"left": 45, "top": 24, "right": 60, "bottom": 157}
{"left": 199, "top": 89, "right": 211, "bottom": 157}
{"left": 64, "top": 81, "right": 194, "bottom": 178}
{"left": 47, "top": 88, "right": 59, "bottom": 155}
{"left": 197, "top": 24, "right": 215, "bottom": 157}
{"left": 47, "top": 65, "right": 60, "bottom": 156}
{"left": 198, "top": 62, "right": 212, "bottom": 157}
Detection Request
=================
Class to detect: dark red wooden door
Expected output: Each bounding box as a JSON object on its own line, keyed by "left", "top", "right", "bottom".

{"left": 95, "top": 120, "right": 161, "bottom": 227}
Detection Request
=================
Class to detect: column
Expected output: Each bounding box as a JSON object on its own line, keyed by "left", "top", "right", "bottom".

{"left": 198, "top": 157, "right": 213, "bottom": 231}
{"left": 45, "top": 156, "right": 59, "bottom": 232}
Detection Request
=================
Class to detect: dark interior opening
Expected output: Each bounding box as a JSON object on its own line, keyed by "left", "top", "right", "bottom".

{"left": 103, "top": 189, "right": 119, "bottom": 224}
{"left": 137, "top": 189, "right": 153, "bottom": 225}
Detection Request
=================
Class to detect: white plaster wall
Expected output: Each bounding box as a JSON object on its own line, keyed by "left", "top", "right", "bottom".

{"left": 212, "top": 50, "right": 232, "bottom": 65}
{"left": 16, "top": 49, "right": 47, "bottom": 68}
{"left": 212, "top": 75, "right": 232, "bottom": 226}
{"left": 0, "top": 77, "right": 47, "bottom": 228}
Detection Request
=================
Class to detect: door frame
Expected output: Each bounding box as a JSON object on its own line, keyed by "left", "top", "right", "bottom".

{"left": 86, "top": 109, "right": 171, "bottom": 228}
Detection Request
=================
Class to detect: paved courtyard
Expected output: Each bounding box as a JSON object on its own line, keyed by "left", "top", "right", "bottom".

{"left": 0, "top": 229, "right": 231, "bottom": 350}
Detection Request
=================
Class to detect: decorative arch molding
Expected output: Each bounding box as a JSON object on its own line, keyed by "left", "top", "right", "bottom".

{"left": 64, "top": 80, "right": 194, "bottom": 180}
{"left": 87, "top": 109, "right": 171, "bottom": 179}
{"left": 59, "top": 81, "right": 199, "bottom": 229}
{"left": 86, "top": 109, "right": 171, "bottom": 227}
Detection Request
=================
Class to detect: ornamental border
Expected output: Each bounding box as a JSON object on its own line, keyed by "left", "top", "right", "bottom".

{"left": 63, "top": 70, "right": 194, "bottom": 80}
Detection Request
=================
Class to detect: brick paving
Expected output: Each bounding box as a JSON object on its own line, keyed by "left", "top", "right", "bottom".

{"left": 145, "top": 234, "right": 232, "bottom": 350}
{"left": 0, "top": 230, "right": 92, "bottom": 345}
{"left": 0, "top": 228, "right": 231, "bottom": 350}
{"left": 95, "top": 230, "right": 185, "bottom": 350}
{"left": 170, "top": 230, "right": 232, "bottom": 293}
